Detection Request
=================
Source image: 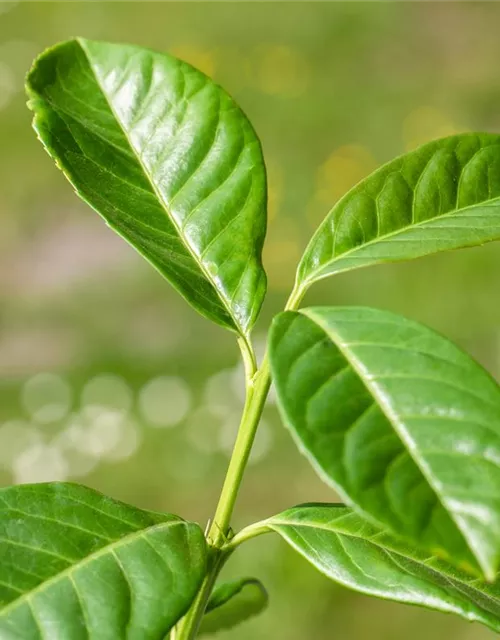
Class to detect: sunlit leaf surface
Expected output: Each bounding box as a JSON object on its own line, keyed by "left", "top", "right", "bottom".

{"left": 268, "top": 504, "right": 500, "bottom": 633}
{"left": 298, "top": 134, "right": 500, "bottom": 287}
{"left": 270, "top": 306, "right": 500, "bottom": 579}
{"left": 26, "top": 39, "right": 267, "bottom": 335}
{"left": 0, "top": 483, "right": 206, "bottom": 638}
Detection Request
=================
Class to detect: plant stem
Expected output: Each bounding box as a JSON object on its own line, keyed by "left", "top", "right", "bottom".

{"left": 238, "top": 335, "right": 258, "bottom": 381}
{"left": 207, "top": 281, "right": 306, "bottom": 549}
{"left": 208, "top": 356, "right": 271, "bottom": 547}
{"left": 174, "top": 363, "right": 270, "bottom": 640}
{"left": 172, "top": 549, "right": 224, "bottom": 640}
{"left": 174, "top": 282, "right": 307, "bottom": 639}
{"left": 223, "top": 521, "right": 271, "bottom": 552}
{"left": 285, "top": 280, "right": 307, "bottom": 312}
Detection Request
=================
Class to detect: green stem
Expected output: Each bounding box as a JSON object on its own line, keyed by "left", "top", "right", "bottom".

{"left": 174, "top": 282, "right": 307, "bottom": 640}
{"left": 208, "top": 280, "right": 306, "bottom": 548}
{"left": 238, "top": 335, "right": 258, "bottom": 381}
{"left": 285, "top": 280, "right": 307, "bottom": 312}
{"left": 172, "top": 549, "right": 225, "bottom": 640}
{"left": 223, "top": 521, "right": 271, "bottom": 552}
{"left": 173, "top": 364, "right": 269, "bottom": 640}
{"left": 208, "top": 355, "right": 271, "bottom": 547}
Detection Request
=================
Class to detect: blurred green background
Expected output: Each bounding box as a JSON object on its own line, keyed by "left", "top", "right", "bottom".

{"left": 1, "top": 2, "right": 500, "bottom": 638}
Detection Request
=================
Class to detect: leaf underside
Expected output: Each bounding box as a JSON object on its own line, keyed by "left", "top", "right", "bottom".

{"left": 0, "top": 483, "right": 206, "bottom": 639}
{"left": 298, "top": 133, "right": 500, "bottom": 286}
{"left": 268, "top": 504, "right": 500, "bottom": 633}
{"left": 26, "top": 38, "right": 267, "bottom": 335}
{"left": 269, "top": 306, "right": 500, "bottom": 580}
{"left": 199, "top": 577, "right": 268, "bottom": 635}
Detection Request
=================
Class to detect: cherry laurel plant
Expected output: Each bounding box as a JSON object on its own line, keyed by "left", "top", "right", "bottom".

{"left": 2, "top": 38, "right": 500, "bottom": 639}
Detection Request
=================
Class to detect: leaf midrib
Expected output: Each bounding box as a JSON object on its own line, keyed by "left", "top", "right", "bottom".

{"left": 302, "top": 196, "right": 500, "bottom": 285}
{"left": 76, "top": 39, "right": 244, "bottom": 336}
{"left": 299, "top": 308, "right": 478, "bottom": 572}
{"left": 0, "top": 519, "right": 187, "bottom": 617}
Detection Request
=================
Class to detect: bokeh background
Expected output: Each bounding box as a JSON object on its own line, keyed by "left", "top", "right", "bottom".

{"left": 1, "top": 2, "right": 500, "bottom": 638}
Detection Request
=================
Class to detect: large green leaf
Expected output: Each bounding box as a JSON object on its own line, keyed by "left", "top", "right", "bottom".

{"left": 269, "top": 306, "right": 500, "bottom": 580}
{"left": 199, "top": 577, "right": 268, "bottom": 635}
{"left": 26, "top": 39, "right": 267, "bottom": 336}
{"left": 297, "top": 134, "right": 500, "bottom": 288}
{"left": 266, "top": 504, "right": 500, "bottom": 633}
{"left": 0, "top": 483, "right": 206, "bottom": 639}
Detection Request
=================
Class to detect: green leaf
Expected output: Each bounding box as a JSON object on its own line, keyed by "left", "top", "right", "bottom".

{"left": 269, "top": 306, "right": 500, "bottom": 580}
{"left": 199, "top": 578, "right": 268, "bottom": 635}
{"left": 26, "top": 39, "right": 267, "bottom": 336}
{"left": 297, "top": 134, "right": 500, "bottom": 288}
{"left": 0, "top": 483, "right": 207, "bottom": 638}
{"left": 266, "top": 504, "right": 500, "bottom": 633}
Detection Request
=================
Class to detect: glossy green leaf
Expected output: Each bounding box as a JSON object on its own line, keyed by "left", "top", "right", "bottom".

{"left": 199, "top": 577, "right": 268, "bottom": 635}
{"left": 0, "top": 483, "right": 207, "bottom": 639}
{"left": 297, "top": 134, "right": 500, "bottom": 288}
{"left": 266, "top": 504, "right": 500, "bottom": 633}
{"left": 269, "top": 306, "right": 500, "bottom": 580}
{"left": 26, "top": 39, "right": 267, "bottom": 336}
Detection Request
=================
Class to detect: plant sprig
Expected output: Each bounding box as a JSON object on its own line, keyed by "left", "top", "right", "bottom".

{"left": 2, "top": 37, "right": 500, "bottom": 639}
